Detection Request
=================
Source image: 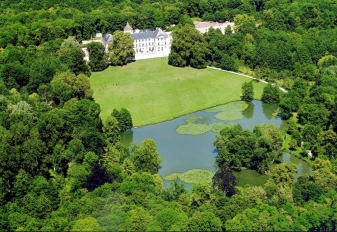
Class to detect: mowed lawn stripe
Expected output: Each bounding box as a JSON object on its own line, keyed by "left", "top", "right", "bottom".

{"left": 90, "top": 58, "right": 266, "bottom": 126}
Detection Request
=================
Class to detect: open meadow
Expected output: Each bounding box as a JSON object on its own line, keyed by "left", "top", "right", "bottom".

{"left": 90, "top": 58, "right": 266, "bottom": 126}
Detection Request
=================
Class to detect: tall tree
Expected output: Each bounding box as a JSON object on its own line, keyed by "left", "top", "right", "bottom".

{"left": 86, "top": 42, "right": 108, "bottom": 72}
{"left": 168, "top": 24, "right": 209, "bottom": 68}
{"left": 212, "top": 163, "right": 237, "bottom": 197}
{"left": 108, "top": 31, "right": 135, "bottom": 66}
{"left": 241, "top": 81, "right": 254, "bottom": 102}
{"left": 102, "top": 116, "right": 120, "bottom": 145}
{"left": 261, "top": 84, "right": 280, "bottom": 103}
{"left": 131, "top": 138, "right": 162, "bottom": 174}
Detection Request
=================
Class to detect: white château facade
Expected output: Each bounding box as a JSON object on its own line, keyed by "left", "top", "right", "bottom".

{"left": 123, "top": 22, "right": 172, "bottom": 60}
{"left": 194, "top": 21, "right": 235, "bottom": 34}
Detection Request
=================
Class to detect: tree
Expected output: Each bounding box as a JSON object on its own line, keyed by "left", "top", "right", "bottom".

{"left": 50, "top": 81, "right": 74, "bottom": 105}
{"left": 58, "top": 47, "right": 91, "bottom": 77}
{"left": 168, "top": 24, "right": 208, "bottom": 68}
{"left": 190, "top": 211, "right": 222, "bottom": 231}
{"left": 261, "top": 84, "right": 280, "bottom": 104}
{"left": 86, "top": 42, "right": 108, "bottom": 72}
{"left": 212, "top": 164, "right": 237, "bottom": 197}
{"left": 270, "top": 163, "right": 298, "bottom": 188}
{"left": 310, "top": 158, "right": 337, "bottom": 190}
{"left": 148, "top": 208, "right": 188, "bottom": 231}
{"left": 297, "top": 104, "right": 329, "bottom": 128}
{"left": 112, "top": 108, "right": 133, "bottom": 132}
{"left": 72, "top": 217, "right": 100, "bottom": 231}
{"left": 108, "top": 31, "right": 134, "bottom": 66}
{"left": 52, "top": 71, "right": 93, "bottom": 99}
{"left": 190, "top": 41, "right": 210, "bottom": 69}
{"left": 162, "top": 180, "right": 187, "bottom": 202}
{"left": 1, "top": 62, "right": 30, "bottom": 90}
{"left": 131, "top": 138, "right": 162, "bottom": 174}
{"left": 119, "top": 108, "right": 133, "bottom": 131}
{"left": 102, "top": 116, "right": 120, "bottom": 145}
{"left": 241, "top": 81, "right": 254, "bottom": 102}
{"left": 317, "top": 55, "right": 337, "bottom": 70}
{"left": 219, "top": 54, "right": 235, "bottom": 71}
{"left": 120, "top": 207, "right": 151, "bottom": 231}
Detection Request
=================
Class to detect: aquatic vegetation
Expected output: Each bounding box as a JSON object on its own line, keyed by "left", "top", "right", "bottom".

{"left": 176, "top": 102, "right": 248, "bottom": 134}
{"left": 176, "top": 124, "right": 210, "bottom": 135}
{"left": 163, "top": 173, "right": 179, "bottom": 181}
{"left": 214, "top": 111, "right": 243, "bottom": 121}
{"left": 186, "top": 116, "right": 211, "bottom": 124}
{"left": 163, "top": 169, "right": 215, "bottom": 184}
{"left": 210, "top": 122, "right": 236, "bottom": 132}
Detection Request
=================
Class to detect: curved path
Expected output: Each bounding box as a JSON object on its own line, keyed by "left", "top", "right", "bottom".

{"left": 207, "top": 66, "right": 288, "bottom": 93}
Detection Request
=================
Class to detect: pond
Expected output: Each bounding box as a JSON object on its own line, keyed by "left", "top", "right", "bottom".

{"left": 121, "top": 100, "right": 312, "bottom": 189}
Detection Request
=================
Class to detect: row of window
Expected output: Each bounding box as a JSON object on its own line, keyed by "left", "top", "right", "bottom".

{"left": 134, "top": 47, "right": 164, "bottom": 53}
{"left": 135, "top": 38, "right": 167, "bottom": 43}
{"left": 134, "top": 42, "right": 167, "bottom": 47}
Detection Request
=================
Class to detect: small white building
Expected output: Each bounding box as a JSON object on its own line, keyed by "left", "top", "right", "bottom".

{"left": 81, "top": 48, "right": 90, "bottom": 62}
{"left": 123, "top": 22, "right": 172, "bottom": 60}
{"left": 194, "top": 21, "right": 235, "bottom": 34}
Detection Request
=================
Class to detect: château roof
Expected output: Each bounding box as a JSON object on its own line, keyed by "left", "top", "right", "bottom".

{"left": 124, "top": 22, "right": 133, "bottom": 31}
{"left": 130, "top": 28, "right": 168, "bottom": 40}
{"left": 102, "top": 33, "right": 112, "bottom": 45}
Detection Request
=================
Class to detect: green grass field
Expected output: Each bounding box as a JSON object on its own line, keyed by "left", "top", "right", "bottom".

{"left": 90, "top": 58, "right": 266, "bottom": 126}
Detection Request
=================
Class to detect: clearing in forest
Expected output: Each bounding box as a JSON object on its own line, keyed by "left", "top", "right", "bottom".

{"left": 90, "top": 58, "right": 266, "bottom": 126}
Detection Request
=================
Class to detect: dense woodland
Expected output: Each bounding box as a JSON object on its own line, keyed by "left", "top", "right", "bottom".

{"left": 1, "top": 0, "right": 337, "bottom": 230}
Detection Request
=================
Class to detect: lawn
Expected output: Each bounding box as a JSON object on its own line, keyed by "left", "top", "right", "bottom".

{"left": 90, "top": 58, "right": 267, "bottom": 126}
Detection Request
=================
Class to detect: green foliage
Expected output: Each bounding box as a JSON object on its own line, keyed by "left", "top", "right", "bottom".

{"left": 261, "top": 84, "right": 280, "bottom": 104}
{"left": 103, "top": 116, "right": 120, "bottom": 145}
{"left": 215, "top": 124, "right": 283, "bottom": 173}
{"left": 317, "top": 55, "right": 337, "bottom": 70}
{"left": 58, "top": 47, "right": 91, "bottom": 77}
{"left": 241, "top": 81, "right": 254, "bottom": 102}
{"left": 52, "top": 71, "right": 93, "bottom": 100}
{"left": 112, "top": 108, "right": 133, "bottom": 132}
{"left": 162, "top": 180, "right": 187, "bottom": 202}
{"left": 169, "top": 24, "right": 209, "bottom": 69}
{"left": 108, "top": 31, "right": 135, "bottom": 66}
{"left": 86, "top": 42, "right": 108, "bottom": 72}
{"left": 131, "top": 138, "right": 161, "bottom": 175}
{"left": 163, "top": 169, "right": 215, "bottom": 184}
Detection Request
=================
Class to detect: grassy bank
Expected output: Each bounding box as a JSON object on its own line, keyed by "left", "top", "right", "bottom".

{"left": 90, "top": 58, "right": 266, "bottom": 126}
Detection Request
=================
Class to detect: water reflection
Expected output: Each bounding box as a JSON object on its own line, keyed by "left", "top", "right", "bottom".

{"left": 121, "top": 130, "right": 133, "bottom": 147}
{"left": 262, "top": 102, "right": 278, "bottom": 120}
{"left": 242, "top": 102, "right": 254, "bottom": 119}
{"left": 282, "top": 152, "right": 312, "bottom": 179}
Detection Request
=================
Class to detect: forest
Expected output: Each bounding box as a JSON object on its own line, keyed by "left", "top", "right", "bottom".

{"left": 1, "top": 0, "right": 337, "bottom": 230}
